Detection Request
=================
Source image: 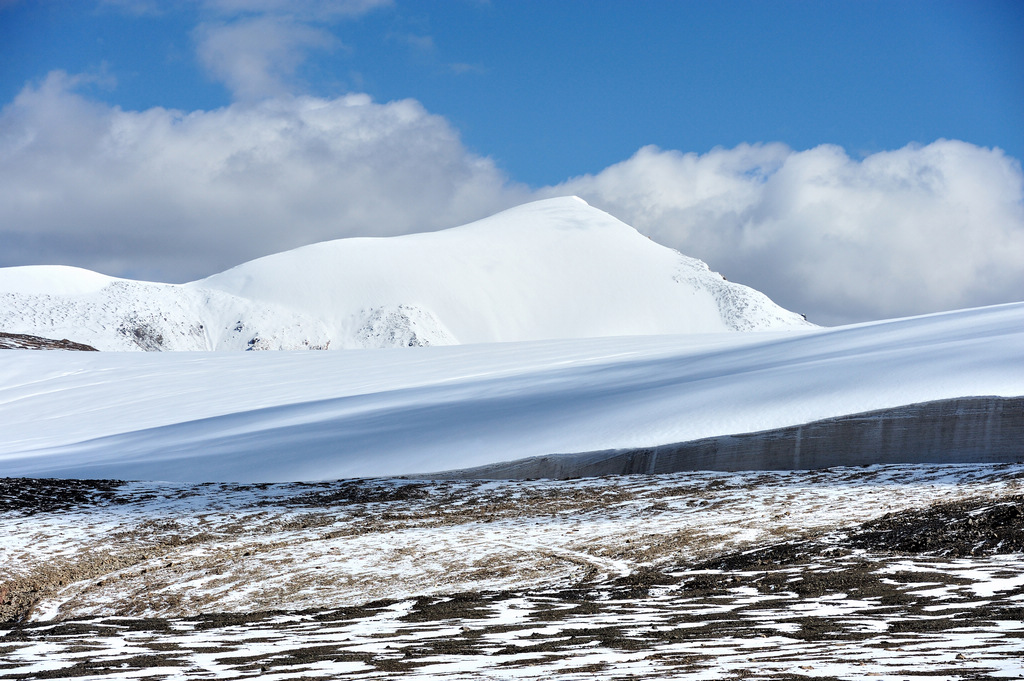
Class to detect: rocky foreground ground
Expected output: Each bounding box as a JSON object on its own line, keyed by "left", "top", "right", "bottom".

{"left": 1, "top": 464, "right": 1023, "bottom": 680}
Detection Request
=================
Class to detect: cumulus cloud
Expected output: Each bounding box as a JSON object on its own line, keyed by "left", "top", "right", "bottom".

{"left": 0, "top": 72, "right": 526, "bottom": 282}
{"left": 2, "top": 74, "right": 1022, "bottom": 325}
{"left": 550, "top": 142, "right": 1024, "bottom": 325}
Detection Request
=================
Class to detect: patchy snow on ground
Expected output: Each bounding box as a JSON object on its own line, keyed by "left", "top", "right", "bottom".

{"left": 1, "top": 464, "right": 1022, "bottom": 680}
{"left": 0, "top": 301, "right": 1021, "bottom": 481}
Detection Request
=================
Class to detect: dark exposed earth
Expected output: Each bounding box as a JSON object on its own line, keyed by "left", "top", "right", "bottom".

{"left": 0, "top": 333, "right": 97, "bottom": 351}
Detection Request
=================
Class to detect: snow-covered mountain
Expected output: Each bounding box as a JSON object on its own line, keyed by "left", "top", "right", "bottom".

{"left": 0, "top": 197, "right": 811, "bottom": 351}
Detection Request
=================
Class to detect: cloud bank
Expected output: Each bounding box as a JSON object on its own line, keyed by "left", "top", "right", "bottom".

{"left": 1, "top": 73, "right": 1021, "bottom": 324}
{"left": 551, "top": 142, "right": 1024, "bottom": 325}
{"left": 0, "top": 72, "right": 525, "bottom": 282}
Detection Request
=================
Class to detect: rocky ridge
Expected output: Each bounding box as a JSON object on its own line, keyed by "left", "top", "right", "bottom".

{"left": 0, "top": 332, "right": 97, "bottom": 351}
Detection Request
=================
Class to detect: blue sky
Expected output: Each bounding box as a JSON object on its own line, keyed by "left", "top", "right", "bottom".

{"left": 3, "top": 0, "right": 1021, "bottom": 185}
{"left": 0, "top": 0, "right": 1022, "bottom": 324}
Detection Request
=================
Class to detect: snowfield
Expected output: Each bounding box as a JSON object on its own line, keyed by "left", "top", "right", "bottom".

{"left": 0, "top": 301, "right": 1021, "bottom": 482}
{"left": 0, "top": 197, "right": 810, "bottom": 352}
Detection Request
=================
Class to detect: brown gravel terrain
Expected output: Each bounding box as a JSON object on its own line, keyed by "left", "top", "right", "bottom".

{"left": 1, "top": 465, "right": 1023, "bottom": 679}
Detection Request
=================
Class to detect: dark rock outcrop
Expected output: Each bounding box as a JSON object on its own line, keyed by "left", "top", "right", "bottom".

{"left": 0, "top": 332, "right": 98, "bottom": 351}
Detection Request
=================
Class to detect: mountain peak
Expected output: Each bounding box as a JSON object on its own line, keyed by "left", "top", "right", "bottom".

{"left": 0, "top": 200, "right": 812, "bottom": 350}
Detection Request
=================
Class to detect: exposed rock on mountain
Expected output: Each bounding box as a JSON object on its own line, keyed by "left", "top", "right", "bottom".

{"left": 0, "top": 332, "right": 97, "bottom": 351}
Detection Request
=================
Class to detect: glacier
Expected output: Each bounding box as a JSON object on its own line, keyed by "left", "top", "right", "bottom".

{"left": 0, "top": 302, "right": 1021, "bottom": 481}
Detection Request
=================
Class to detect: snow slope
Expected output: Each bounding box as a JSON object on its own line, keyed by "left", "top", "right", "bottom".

{"left": 0, "top": 302, "right": 1020, "bottom": 482}
{"left": 0, "top": 197, "right": 810, "bottom": 351}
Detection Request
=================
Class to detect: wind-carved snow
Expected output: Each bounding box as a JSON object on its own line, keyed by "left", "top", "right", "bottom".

{"left": 0, "top": 197, "right": 811, "bottom": 351}
{"left": 0, "top": 302, "right": 1020, "bottom": 482}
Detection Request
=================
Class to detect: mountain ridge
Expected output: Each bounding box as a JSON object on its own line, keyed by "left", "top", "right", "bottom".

{"left": 0, "top": 197, "right": 812, "bottom": 351}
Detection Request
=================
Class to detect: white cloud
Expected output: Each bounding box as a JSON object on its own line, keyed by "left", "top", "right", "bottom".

{"left": 550, "top": 142, "right": 1024, "bottom": 325}
{"left": 194, "top": 15, "right": 340, "bottom": 101}
{"left": 2, "top": 73, "right": 1021, "bottom": 325}
{"left": 389, "top": 32, "right": 435, "bottom": 52}
{"left": 202, "top": 0, "right": 391, "bottom": 20}
{"left": 97, "top": 0, "right": 165, "bottom": 15}
{"left": 189, "top": 0, "right": 390, "bottom": 101}
{"left": 0, "top": 72, "right": 526, "bottom": 282}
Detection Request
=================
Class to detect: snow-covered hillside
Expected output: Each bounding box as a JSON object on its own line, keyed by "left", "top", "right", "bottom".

{"left": 1, "top": 303, "right": 1021, "bottom": 482}
{"left": 0, "top": 197, "right": 810, "bottom": 351}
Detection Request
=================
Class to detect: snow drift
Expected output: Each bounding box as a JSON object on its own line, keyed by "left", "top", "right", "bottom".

{"left": 1, "top": 303, "right": 1021, "bottom": 481}
{"left": 0, "top": 197, "right": 810, "bottom": 351}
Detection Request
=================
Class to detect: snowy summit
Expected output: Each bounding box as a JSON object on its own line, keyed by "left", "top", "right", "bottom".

{"left": 0, "top": 197, "right": 811, "bottom": 351}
